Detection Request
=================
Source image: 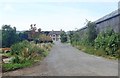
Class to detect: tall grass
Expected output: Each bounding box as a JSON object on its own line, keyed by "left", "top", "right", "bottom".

{"left": 2, "top": 40, "right": 53, "bottom": 72}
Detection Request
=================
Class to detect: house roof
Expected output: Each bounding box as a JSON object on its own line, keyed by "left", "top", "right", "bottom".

{"left": 41, "top": 31, "right": 61, "bottom": 35}
{"left": 48, "top": 31, "right": 61, "bottom": 35}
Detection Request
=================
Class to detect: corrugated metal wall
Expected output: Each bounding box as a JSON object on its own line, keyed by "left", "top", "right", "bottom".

{"left": 79, "top": 9, "right": 120, "bottom": 33}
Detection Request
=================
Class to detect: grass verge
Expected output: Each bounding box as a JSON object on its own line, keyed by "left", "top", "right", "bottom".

{"left": 2, "top": 60, "right": 33, "bottom": 72}
{"left": 2, "top": 51, "right": 49, "bottom": 72}
{"left": 75, "top": 45, "right": 118, "bottom": 60}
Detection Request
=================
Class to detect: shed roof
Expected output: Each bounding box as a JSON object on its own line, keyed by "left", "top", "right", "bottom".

{"left": 95, "top": 10, "right": 120, "bottom": 24}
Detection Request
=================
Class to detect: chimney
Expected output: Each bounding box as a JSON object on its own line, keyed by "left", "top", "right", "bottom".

{"left": 60, "top": 29, "right": 62, "bottom": 31}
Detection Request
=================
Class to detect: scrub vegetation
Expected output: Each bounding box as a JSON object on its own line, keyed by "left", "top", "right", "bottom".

{"left": 69, "top": 21, "right": 120, "bottom": 59}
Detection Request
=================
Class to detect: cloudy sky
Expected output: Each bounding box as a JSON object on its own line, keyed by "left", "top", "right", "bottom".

{"left": 0, "top": 0, "right": 119, "bottom": 31}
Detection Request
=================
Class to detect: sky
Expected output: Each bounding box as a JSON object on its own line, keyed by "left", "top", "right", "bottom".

{"left": 0, "top": 0, "right": 119, "bottom": 31}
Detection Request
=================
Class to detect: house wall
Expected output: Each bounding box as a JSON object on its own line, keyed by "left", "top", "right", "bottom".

{"left": 50, "top": 34, "right": 61, "bottom": 41}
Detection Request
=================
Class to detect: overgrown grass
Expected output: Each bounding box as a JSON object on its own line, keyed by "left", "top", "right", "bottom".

{"left": 2, "top": 52, "right": 49, "bottom": 72}
{"left": 75, "top": 45, "right": 118, "bottom": 60}
{"left": 2, "top": 60, "right": 33, "bottom": 72}
{"left": 2, "top": 40, "right": 52, "bottom": 72}
{"left": 3, "top": 52, "right": 13, "bottom": 57}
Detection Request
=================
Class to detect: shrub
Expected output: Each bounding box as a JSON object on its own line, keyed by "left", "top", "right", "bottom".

{"left": 10, "top": 41, "right": 37, "bottom": 63}
{"left": 95, "top": 29, "right": 120, "bottom": 56}
{"left": 3, "top": 40, "right": 52, "bottom": 72}
{"left": 87, "top": 21, "right": 97, "bottom": 45}
{"left": 70, "top": 25, "right": 120, "bottom": 58}
{"left": 11, "top": 56, "right": 20, "bottom": 63}
{"left": 10, "top": 40, "right": 51, "bottom": 64}
{"left": 60, "top": 31, "right": 68, "bottom": 43}
{"left": 28, "top": 44, "right": 45, "bottom": 57}
{"left": 11, "top": 40, "right": 29, "bottom": 55}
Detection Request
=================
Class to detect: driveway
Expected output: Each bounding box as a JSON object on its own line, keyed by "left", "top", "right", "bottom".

{"left": 3, "top": 41, "right": 118, "bottom": 76}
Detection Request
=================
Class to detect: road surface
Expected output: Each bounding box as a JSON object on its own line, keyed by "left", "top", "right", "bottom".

{"left": 3, "top": 41, "right": 118, "bottom": 76}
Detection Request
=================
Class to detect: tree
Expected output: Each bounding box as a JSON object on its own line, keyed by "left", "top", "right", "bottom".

{"left": 87, "top": 21, "right": 97, "bottom": 45}
{"left": 60, "top": 31, "right": 67, "bottom": 43}
{"left": 38, "top": 28, "right": 41, "bottom": 33}
{"left": 2, "top": 25, "right": 20, "bottom": 47}
{"left": 29, "top": 24, "right": 37, "bottom": 39}
{"left": 19, "top": 32, "right": 28, "bottom": 40}
{"left": 68, "top": 31, "right": 74, "bottom": 43}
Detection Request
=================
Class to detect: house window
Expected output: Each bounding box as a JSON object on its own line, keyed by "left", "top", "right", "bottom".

{"left": 53, "top": 34, "right": 56, "bottom": 37}
{"left": 53, "top": 38, "right": 55, "bottom": 40}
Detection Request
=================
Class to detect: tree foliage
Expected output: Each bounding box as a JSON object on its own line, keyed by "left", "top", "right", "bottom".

{"left": 69, "top": 21, "right": 97, "bottom": 46}
{"left": 60, "top": 31, "right": 67, "bottom": 43}
{"left": 39, "top": 34, "right": 52, "bottom": 43}
{"left": 19, "top": 32, "right": 28, "bottom": 40}
{"left": 2, "top": 25, "right": 21, "bottom": 47}
{"left": 87, "top": 21, "right": 97, "bottom": 45}
{"left": 95, "top": 29, "right": 120, "bottom": 57}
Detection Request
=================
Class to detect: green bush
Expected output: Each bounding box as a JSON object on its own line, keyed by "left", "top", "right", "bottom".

{"left": 69, "top": 25, "right": 120, "bottom": 59}
{"left": 87, "top": 21, "right": 97, "bottom": 45}
{"left": 3, "top": 39, "right": 52, "bottom": 72}
{"left": 11, "top": 56, "right": 20, "bottom": 63}
{"left": 28, "top": 44, "right": 45, "bottom": 57}
{"left": 95, "top": 29, "right": 120, "bottom": 56}
{"left": 10, "top": 40, "right": 47, "bottom": 63}
{"left": 11, "top": 40, "right": 29, "bottom": 55}
{"left": 60, "top": 31, "right": 68, "bottom": 43}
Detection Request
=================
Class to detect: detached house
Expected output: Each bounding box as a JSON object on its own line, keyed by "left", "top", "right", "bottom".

{"left": 25, "top": 28, "right": 62, "bottom": 42}
{"left": 42, "top": 30, "right": 62, "bottom": 42}
{"left": 48, "top": 31, "right": 62, "bottom": 41}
